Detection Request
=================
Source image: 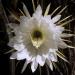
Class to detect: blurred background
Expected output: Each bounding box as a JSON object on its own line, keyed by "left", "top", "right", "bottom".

{"left": 0, "top": 0, "right": 75, "bottom": 75}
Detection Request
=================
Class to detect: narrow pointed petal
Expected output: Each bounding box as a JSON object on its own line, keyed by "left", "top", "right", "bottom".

{"left": 57, "top": 6, "right": 68, "bottom": 15}
{"left": 60, "top": 19, "right": 74, "bottom": 26}
{"left": 14, "top": 43, "right": 25, "bottom": 51}
{"left": 56, "top": 51, "right": 69, "bottom": 63}
{"left": 48, "top": 52, "right": 57, "bottom": 62}
{"left": 49, "top": 61, "right": 53, "bottom": 71}
{"left": 19, "top": 9, "right": 25, "bottom": 16}
{"left": 55, "top": 26, "right": 64, "bottom": 35}
{"left": 58, "top": 41, "right": 67, "bottom": 48}
{"left": 23, "top": 3, "right": 31, "bottom": 18}
{"left": 51, "top": 6, "right": 61, "bottom": 16}
{"left": 52, "top": 15, "right": 61, "bottom": 23}
{"left": 17, "top": 49, "right": 30, "bottom": 60}
{"left": 36, "top": 55, "right": 45, "bottom": 66}
{"left": 33, "top": 5, "right": 42, "bottom": 18}
{"left": 67, "top": 45, "right": 75, "bottom": 49}
{"left": 10, "top": 52, "right": 17, "bottom": 59}
{"left": 61, "top": 33, "right": 73, "bottom": 38}
{"left": 46, "top": 60, "right": 53, "bottom": 71}
{"left": 21, "top": 61, "right": 29, "bottom": 73}
{"left": 7, "top": 9, "right": 20, "bottom": 22}
{"left": 63, "top": 39, "right": 72, "bottom": 43}
{"left": 44, "top": 3, "right": 51, "bottom": 16}
{"left": 31, "top": 58, "right": 38, "bottom": 72}
{"left": 5, "top": 49, "right": 15, "bottom": 54}
{"left": 56, "top": 38, "right": 68, "bottom": 48}
{"left": 57, "top": 15, "right": 72, "bottom": 24}
{"left": 56, "top": 50, "right": 65, "bottom": 58}
{"left": 32, "top": 0, "right": 35, "bottom": 11}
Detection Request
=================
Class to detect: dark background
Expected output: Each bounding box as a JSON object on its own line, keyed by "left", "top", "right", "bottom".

{"left": 0, "top": 0, "right": 75, "bottom": 75}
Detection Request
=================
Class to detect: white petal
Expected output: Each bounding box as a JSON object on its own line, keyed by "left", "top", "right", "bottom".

{"left": 57, "top": 39, "right": 67, "bottom": 48}
{"left": 54, "top": 26, "right": 64, "bottom": 36}
{"left": 49, "top": 49, "right": 58, "bottom": 53}
{"left": 31, "top": 58, "right": 38, "bottom": 72}
{"left": 21, "top": 60, "right": 30, "bottom": 73}
{"left": 14, "top": 43, "right": 25, "bottom": 51}
{"left": 10, "top": 52, "right": 17, "bottom": 59}
{"left": 44, "top": 15, "right": 52, "bottom": 24}
{"left": 36, "top": 55, "right": 45, "bottom": 66}
{"left": 52, "top": 15, "right": 61, "bottom": 23}
{"left": 23, "top": 3, "right": 30, "bottom": 18}
{"left": 33, "top": 5, "right": 42, "bottom": 18}
{"left": 20, "top": 16, "right": 29, "bottom": 26}
{"left": 46, "top": 60, "right": 53, "bottom": 71}
{"left": 17, "top": 49, "right": 30, "bottom": 60}
{"left": 61, "top": 33, "right": 73, "bottom": 38}
{"left": 43, "top": 54, "right": 48, "bottom": 59}
{"left": 8, "top": 37, "right": 15, "bottom": 47}
{"left": 48, "top": 52, "right": 57, "bottom": 62}
{"left": 8, "top": 23, "right": 18, "bottom": 29}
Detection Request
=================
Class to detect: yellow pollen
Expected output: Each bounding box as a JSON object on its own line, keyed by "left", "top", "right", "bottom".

{"left": 30, "top": 29, "right": 44, "bottom": 49}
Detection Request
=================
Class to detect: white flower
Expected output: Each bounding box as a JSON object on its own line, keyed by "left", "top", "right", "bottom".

{"left": 8, "top": 4, "right": 73, "bottom": 72}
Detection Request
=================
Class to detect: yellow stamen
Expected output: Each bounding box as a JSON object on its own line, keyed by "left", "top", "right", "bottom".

{"left": 30, "top": 29, "right": 44, "bottom": 49}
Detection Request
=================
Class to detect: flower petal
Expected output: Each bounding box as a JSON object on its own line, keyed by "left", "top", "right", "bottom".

{"left": 33, "top": 5, "right": 42, "bottom": 18}
{"left": 61, "top": 33, "right": 73, "bottom": 38}
{"left": 36, "top": 55, "right": 45, "bottom": 66}
{"left": 46, "top": 59, "right": 53, "bottom": 71}
{"left": 54, "top": 26, "right": 64, "bottom": 36}
{"left": 17, "top": 49, "right": 30, "bottom": 60}
{"left": 8, "top": 37, "right": 16, "bottom": 47}
{"left": 21, "top": 60, "right": 30, "bottom": 73}
{"left": 23, "top": 3, "right": 31, "bottom": 18}
{"left": 10, "top": 52, "right": 17, "bottom": 59}
{"left": 57, "top": 39, "right": 68, "bottom": 48}
{"left": 14, "top": 43, "right": 25, "bottom": 51}
{"left": 31, "top": 58, "right": 38, "bottom": 72}
{"left": 52, "top": 15, "right": 61, "bottom": 23}
{"left": 48, "top": 52, "right": 57, "bottom": 62}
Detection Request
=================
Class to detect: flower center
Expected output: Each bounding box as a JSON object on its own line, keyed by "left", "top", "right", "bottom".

{"left": 33, "top": 30, "right": 42, "bottom": 39}
{"left": 30, "top": 29, "right": 44, "bottom": 49}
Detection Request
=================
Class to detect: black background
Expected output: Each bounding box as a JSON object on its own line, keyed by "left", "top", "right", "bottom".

{"left": 0, "top": 0, "right": 75, "bottom": 75}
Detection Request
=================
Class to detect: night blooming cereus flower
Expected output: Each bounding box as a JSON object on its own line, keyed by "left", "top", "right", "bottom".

{"left": 8, "top": 2, "right": 74, "bottom": 73}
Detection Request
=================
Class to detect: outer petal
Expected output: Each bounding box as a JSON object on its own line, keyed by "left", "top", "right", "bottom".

{"left": 44, "top": 15, "right": 51, "bottom": 22}
{"left": 31, "top": 58, "right": 38, "bottom": 72}
{"left": 61, "top": 33, "right": 73, "bottom": 38}
{"left": 33, "top": 5, "right": 42, "bottom": 18}
{"left": 10, "top": 52, "right": 17, "bottom": 59}
{"left": 14, "top": 43, "right": 25, "bottom": 51}
{"left": 23, "top": 3, "right": 30, "bottom": 18}
{"left": 46, "top": 59, "right": 53, "bottom": 71}
{"left": 49, "top": 48, "right": 58, "bottom": 52}
{"left": 20, "top": 16, "right": 29, "bottom": 27}
{"left": 21, "top": 60, "right": 30, "bottom": 73}
{"left": 17, "top": 49, "right": 30, "bottom": 60}
{"left": 36, "top": 55, "right": 45, "bottom": 66}
{"left": 54, "top": 26, "right": 64, "bottom": 36}
{"left": 48, "top": 52, "right": 57, "bottom": 62}
{"left": 8, "top": 37, "right": 16, "bottom": 47}
{"left": 7, "top": 23, "right": 19, "bottom": 33}
{"left": 52, "top": 15, "right": 61, "bottom": 23}
{"left": 56, "top": 38, "right": 68, "bottom": 48}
